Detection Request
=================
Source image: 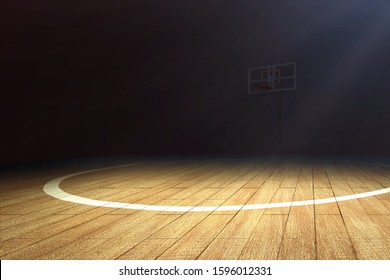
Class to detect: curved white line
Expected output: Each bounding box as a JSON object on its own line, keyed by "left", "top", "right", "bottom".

{"left": 43, "top": 162, "right": 390, "bottom": 212}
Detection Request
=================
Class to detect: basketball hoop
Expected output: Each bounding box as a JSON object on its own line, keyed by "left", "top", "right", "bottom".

{"left": 248, "top": 62, "right": 296, "bottom": 94}
{"left": 255, "top": 82, "right": 273, "bottom": 90}
{"left": 247, "top": 62, "right": 297, "bottom": 146}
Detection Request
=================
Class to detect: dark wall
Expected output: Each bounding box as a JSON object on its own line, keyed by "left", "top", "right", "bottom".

{"left": 2, "top": 0, "right": 390, "bottom": 165}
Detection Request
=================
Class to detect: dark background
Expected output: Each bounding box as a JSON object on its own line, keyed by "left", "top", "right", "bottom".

{"left": 2, "top": 0, "right": 390, "bottom": 165}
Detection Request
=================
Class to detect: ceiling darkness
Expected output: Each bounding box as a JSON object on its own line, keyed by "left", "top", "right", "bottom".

{"left": 2, "top": 0, "right": 390, "bottom": 165}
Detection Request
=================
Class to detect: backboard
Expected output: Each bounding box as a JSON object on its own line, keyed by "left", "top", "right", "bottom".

{"left": 248, "top": 62, "right": 296, "bottom": 94}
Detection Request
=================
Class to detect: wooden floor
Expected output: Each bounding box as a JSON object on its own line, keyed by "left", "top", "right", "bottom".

{"left": 1, "top": 158, "right": 390, "bottom": 260}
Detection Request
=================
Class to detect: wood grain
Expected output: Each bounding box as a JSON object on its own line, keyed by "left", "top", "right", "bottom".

{"left": 1, "top": 159, "right": 389, "bottom": 260}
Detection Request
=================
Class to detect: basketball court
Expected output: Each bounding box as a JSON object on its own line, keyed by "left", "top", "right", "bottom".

{"left": 1, "top": 158, "right": 389, "bottom": 260}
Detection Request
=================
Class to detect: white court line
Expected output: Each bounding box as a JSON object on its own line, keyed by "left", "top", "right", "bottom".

{"left": 43, "top": 162, "right": 390, "bottom": 212}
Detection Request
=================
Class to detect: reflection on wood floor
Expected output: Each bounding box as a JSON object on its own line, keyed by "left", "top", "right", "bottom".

{"left": 1, "top": 159, "right": 389, "bottom": 260}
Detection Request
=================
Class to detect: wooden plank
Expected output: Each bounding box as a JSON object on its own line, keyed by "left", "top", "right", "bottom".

{"left": 339, "top": 202, "right": 384, "bottom": 240}
{"left": 245, "top": 179, "right": 281, "bottom": 205}
{"left": 348, "top": 164, "right": 380, "bottom": 184}
{"left": 0, "top": 164, "right": 184, "bottom": 216}
{"left": 92, "top": 187, "right": 181, "bottom": 216}
{"left": 117, "top": 239, "right": 179, "bottom": 260}
{"left": 214, "top": 179, "right": 281, "bottom": 238}
{"left": 214, "top": 210, "right": 264, "bottom": 239}
{"left": 278, "top": 212, "right": 315, "bottom": 260}
{"left": 368, "top": 215, "right": 390, "bottom": 239}
{"left": 240, "top": 214, "right": 287, "bottom": 259}
{"left": 208, "top": 181, "right": 247, "bottom": 200}
{"left": 316, "top": 215, "right": 356, "bottom": 259}
{"left": 325, "top": 167, "right": 389, "bottom": 258}
{"left": 0, "top": 192, "right": 63, "bottom": 215}
{"left": 83, "top": 212, "right": 158, "bottom": 239}
{"left": 313, "top": 162, "right": 331, "bottom": 188}
{"left": 242, "top": 164, "right": 275, "bottom": 189}
{"left": 324, "top": 162, "right": 344, "bottom": 182}
{"left": 38, "top": 238, "right": 109, "bottom": 260}
{"left": 331, "top": 179, "right": 355, "bottom": 197}
{"left": 1, "top": 214, "right": 125, "bottom": 259}
{"left": 0, "top": 188, "right": 48, "bottom": 209}
{"left": 197, "top": 239, "right": 247, "bottom": 260}
{"left": 362, "top": 166, "right": 390, "bottom": 187}
{"left": 210, "top": 162, "right": 254, "bottom": 184}
{"left": 157, "top": 214, "right": 233, "bottom": 260}
{"left": 73, "top": 214, "right": 180, "bottom": 260}
{"left": 53, "top": 204, "right": 100, "bottom": 215}
{"left": 280, "top": 164, "right": 300, "bottom": 188}
{"left": 352, "top": 238, "right": 390, "bottom": 259}
{"left": 298, "top": 163, "right": 313, "bottom": 185}
{"left": 338, "top": 166, "right": 367, "bottom": 190}
{"left": 335, "top": 202, "right": 389, "bottom": 258}
{"left": 15, "top": 208, "right": 121, "bottom": 239}
{"left": 366, "top": 161, "right": 390, "bottom": 174}
{"left": 0, "top": 214, "right": 75, "bottom": 240}
{"left": 214, "top": 188, "right": 258, "bottom": 215}
{"left": 235, "top": 167, "right": 261, "bottom": 184}
{"left": 157, "top": 189, "right": 220, "bottom": 215}
{"left": 168, "top": 178, "right": 219, "bottom": 200}
{"left": 269, "top": 162, "right": 290, "bottom": 180}
{"left": 1, "top": 159, "right": 389, "bottom": 261}
{"left": 264, "top": 188, "right": 294, "bottom": 215}
{"left": 314, "top": 188, "right": 340, "bottom": 215}
{"left": 184, "top": 164, "right": 252, "bottom": 190}
{"left": 170, "top": 188, "right": 219, "bottom": 207}
{"left": 289, "top": 183, "right": 314, "bottom": 215}
{"left": 0, "top": 213, "right": 63, "bottom": 230}
{"left": 0, "top": 214, "right": 20, "bottom": 223}
{"left": 279, "top": 175, "right": 315, "bottom": 260}
{"left": 150, "top": 213, "right": 209, "bottom": 239}
{"left": 348, "top": 165, "right": 390, "bottom": 208}
{"left": 0, "top": 164, "right": 168, "bottom": 210}
{"left": 0, "top": 238, "right": 42, "bottom": 257}
{"left": 353, "top": 188, "right": 390, "bottom": 214}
